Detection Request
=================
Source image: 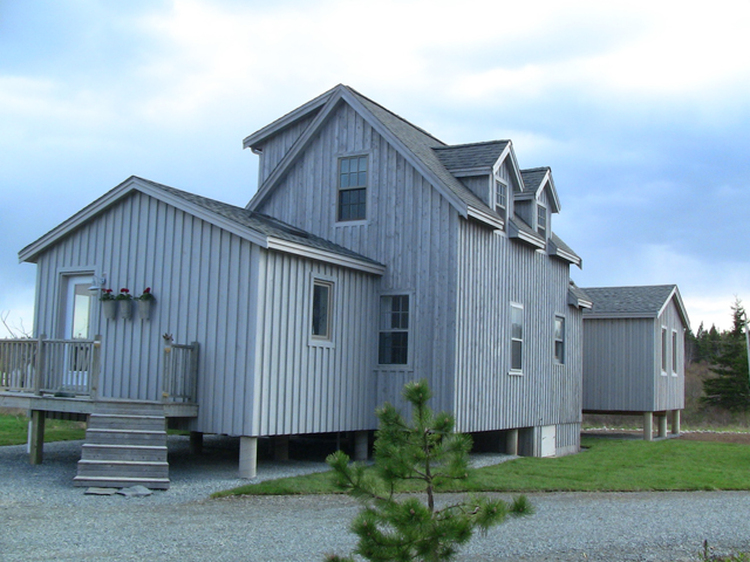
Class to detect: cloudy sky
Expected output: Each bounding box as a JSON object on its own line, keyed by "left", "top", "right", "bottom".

{"left": 1, "top": 0, "right": 749, "bottom": 335}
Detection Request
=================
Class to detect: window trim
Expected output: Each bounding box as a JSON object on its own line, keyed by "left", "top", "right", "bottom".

{"left": 336, "top": 154, "right": 369, "bottom": 223}
{"left": 309, "top": 276, "right": 335, "bottom": 347}
{"left": 660, "top": 326, "right": 668, "bottom": 375}
{"left": 554, "top": 314, "right": 565, "bottom": 365}
{"left": 510, "top": 302, "right": 524, "bottom": 375}
{"left": 378, "top": 292, "right": 412, "bottom": 368}
{"left": 671, "top": 329, "right": 678, "bottom": 376}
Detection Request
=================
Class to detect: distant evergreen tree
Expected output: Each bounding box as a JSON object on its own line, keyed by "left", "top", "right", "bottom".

{"left": 325, "top": 379, "right": 532, "bottom": 562}
{"left": 702, "top": 300, "right": 750, "bottom": 411}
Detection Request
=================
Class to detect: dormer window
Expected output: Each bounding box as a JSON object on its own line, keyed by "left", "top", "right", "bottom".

{"left": 338, "top": 155, "right": 367, "bottom": 222}
{"left": 536, "top": 203, "right": 547, "bottom": 238}
{"left": 495, "top": 179, "right": 507, "bottom": 223}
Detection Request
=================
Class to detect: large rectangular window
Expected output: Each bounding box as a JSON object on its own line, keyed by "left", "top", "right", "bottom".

{"left": 379, "top": 295, "right": 409, "bottom": 365}
{"left": 511, "top": 303, "right": 523, "bottom": 372}
{"left": 338, "top": 155, "right": 367, "bottom": 221}
{"left": 554, "top": 315, "right": 565, "bottom": 364}
{"left": 661, "top": 327, "right": 668, "bottom": 373}
{"left": 312, "top": 280, "right": 333, "bottom": 340}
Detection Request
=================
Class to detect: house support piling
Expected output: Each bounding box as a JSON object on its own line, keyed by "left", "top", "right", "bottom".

{"left": 671, "top": 410, "right": 681, "bottom": 435}
{"left": 274, "top": 436, "right": 290, "bottom": 461}
{"left": 239, "top": 436, "right": 258, "bottom": 479}
{"left": 189, "top": 431, "right": 203, "bottom": 455}
{"left": 354, "top": 431, "right": 368, "bottom": 461}
{"left": 506, "top": 429, "right": 519, "bottom": 455}
{"left": 643, "top": 412, "right": 653, "bottom": 441}
{"left": 29, "top": 410, "right": 45, "bottom": 465}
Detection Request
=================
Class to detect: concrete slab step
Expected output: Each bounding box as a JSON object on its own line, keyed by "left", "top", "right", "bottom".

{"left": 73, "top": 475, "right": 170, "bottom": 490}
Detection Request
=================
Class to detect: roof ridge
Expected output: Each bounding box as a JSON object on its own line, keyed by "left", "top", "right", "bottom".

{"left": 345, "top": 85, "right": 447, "bottom": 147}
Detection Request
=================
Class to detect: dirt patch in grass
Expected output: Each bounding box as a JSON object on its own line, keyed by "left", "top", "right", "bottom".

{"left": 678, "top": 432, "right": 750, "bottom": 445}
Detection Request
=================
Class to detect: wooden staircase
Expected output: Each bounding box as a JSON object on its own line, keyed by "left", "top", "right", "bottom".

{"left": 74, "top": 402, "right": 170, "bottom": 490}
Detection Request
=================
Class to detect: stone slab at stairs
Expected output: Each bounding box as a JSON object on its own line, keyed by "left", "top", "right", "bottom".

{"left": 74, "top": 401, "right": 170, "bottom": 490}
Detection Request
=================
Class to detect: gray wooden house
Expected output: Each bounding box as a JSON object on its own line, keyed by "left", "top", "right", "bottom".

{"left": 581, "top": 285, "right": 689, "bottom": 439}
{"left": 1, "top": 85, "right": 588, "bottom": 486}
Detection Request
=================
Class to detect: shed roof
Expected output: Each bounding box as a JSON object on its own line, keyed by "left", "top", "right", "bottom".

{"left": 581, "top": 284, "right": 690, "bottom": 327}
{"left": 433, "top": 140, "right": 510, "bottom": 172}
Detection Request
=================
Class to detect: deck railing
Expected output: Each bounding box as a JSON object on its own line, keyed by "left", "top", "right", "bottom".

{"left": 0, "top": 336, "right": 101, "bottom": 398}
{"left": 162, "top": 341, "right": 199, "bottom": 403}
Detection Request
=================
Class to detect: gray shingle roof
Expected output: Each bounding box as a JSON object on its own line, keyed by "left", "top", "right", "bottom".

{"left": 136, "top": 177, "right": 384, "bottom": 268}
{"left": 433, "top": 141, "right": 510, "bottom": 172}
{"left": 520, "top": 167, "right": 549, "bottom": 192}
{"left": 581, "top": 285, "right": 677, "bottom": 316}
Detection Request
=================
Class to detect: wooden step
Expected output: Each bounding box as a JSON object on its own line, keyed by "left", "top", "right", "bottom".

{"left": 76, "top": 460, "right": 169, "bottom": 479}
{"left": 94, "top": 402, "right": 166, "bottom": 416}
{"left": 80, "top": 443, "right": 167, "bottom": 462}
{"left": 83, "top": 428, "right": 167, "bottom": 445}
{"left": 89, "top": 413, "right": 166, "bottom": 431}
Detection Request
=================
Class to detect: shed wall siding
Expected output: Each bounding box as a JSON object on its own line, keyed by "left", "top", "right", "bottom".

{"left": 654, "top": 299, "right": 686, "bottom": 411}
{"left": 582, "top": 317, "right": 655, "bottom": 411}
{"left": 254, "top": 102, "right": 459, "bottom": 415}
{"left": 32, "top": 191, "right": 260, "bottom": 435}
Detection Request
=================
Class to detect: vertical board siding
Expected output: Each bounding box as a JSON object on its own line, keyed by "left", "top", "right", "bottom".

{"left": 33, "top": 192, "right": 260, "bottom": 436}
{"left": 582, "top": 317, "right": 655, "bottom": 411}
{"left": 654, "top": 299, "right": 686, "bottom": 411}
{"left": 251, "top": 251, "right": 379, "bottom": 436}
{"left": 255, "top": 102, "right": 459, "bottom": 417}
{"left": 454, "top": 220, "right": 582, "bottom": 435}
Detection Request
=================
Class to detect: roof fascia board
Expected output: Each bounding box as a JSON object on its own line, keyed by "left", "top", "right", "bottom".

{"left": 242, "top": 86, "right": 337, "bottom": 149}
{"left": 247, "top": 88, "right": 345, "bottom": 211}
{"left": 467, "top": 206, "right": 504, "bottom": 230}
{"left": 267, "top": 238, "right": 386, "bottom": 275}
{"left": 568, "top": 290, "right": 593, "bottom": 309}
{"left": 507, "top": 222, "right": 546, "bottom": 250}
{"left": 492, "top": 143, "right": 524, "bottom": 192}
{"left": 340, "top": 88, "right": 469, "bottom": 217}
{"left": 548, "top": 243, "right": 582, "bottom": 267}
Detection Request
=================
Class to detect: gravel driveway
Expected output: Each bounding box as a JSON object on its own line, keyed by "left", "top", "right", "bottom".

{"left": 2, "top": 436, "right": 750, "bottom": 561}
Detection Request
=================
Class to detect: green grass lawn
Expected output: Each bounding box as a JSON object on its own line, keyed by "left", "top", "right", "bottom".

{"left": 214, "top": 436, "right": 750, "bottom": 498}
{"left": 0, "top": 413, "right": 86, "bottom": 446}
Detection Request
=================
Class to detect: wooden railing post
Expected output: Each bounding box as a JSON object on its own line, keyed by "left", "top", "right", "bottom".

{"left": 189, "top": 342, "right": 199, "bottom": 403}
{"left": 90, "top": 335, "right": 101, "bottom": 400}
{"left": 34, "top": 334, "right": 46, "bottom": 396}
{"left": 162, "top": 341, "right": 172, "bottom": 402}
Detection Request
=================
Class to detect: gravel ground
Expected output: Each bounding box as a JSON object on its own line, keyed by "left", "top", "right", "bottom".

{"left": 2, "top": 437, "right": 750, "bottom": 561}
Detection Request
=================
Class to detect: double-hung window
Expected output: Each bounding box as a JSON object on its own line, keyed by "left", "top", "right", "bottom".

{"left": 554, "top": 315, "right": 565, "bottom": 364}
{"left": 379, "top": 295, "right": 409, "bottom": 365}
{"left": 495, "top": 179, "right": 507, "bottom": 223}
{"left": 311, "top": 280, "right": 333, "bottom": 341}
{"left": 537, "top": 203, "right": 547, "bottom": 238}
{"left": 338, "top": 155, "right": 367, "bottom": 222}
{"left": 510, "top": 303, "right": 524, "bottom": 373}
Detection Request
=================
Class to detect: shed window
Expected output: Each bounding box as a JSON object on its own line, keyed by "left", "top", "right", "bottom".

{"left": 379, "top": 295, "right": 409, "bottom": 365}
{"left": 672, "top": 330, "right": 678, "bottom": 375}
{"left": 661, "top": 327, "right": 668, "bottom": 373}
{"left": 554, "top": 315, "right": 565, "bottom": 364}
{"left": 511, "top": 303, "right": 524, "bottom": 373}
{"left": 312, "top": 280, "right": 333, "bottom": 340}
{"left": 338, "top": 155, "right": 367, "bottom": 221}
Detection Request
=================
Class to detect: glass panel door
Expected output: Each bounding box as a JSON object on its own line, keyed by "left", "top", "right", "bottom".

{"left": 62, "top": 276, "right": 92, "bottom": 392}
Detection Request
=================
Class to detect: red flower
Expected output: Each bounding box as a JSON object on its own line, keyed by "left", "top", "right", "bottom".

{"left": 120, "top": 288, "right": 129, "bottom": 294}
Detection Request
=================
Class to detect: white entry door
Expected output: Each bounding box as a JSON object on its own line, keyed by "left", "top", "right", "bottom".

{"left": 62, "top": 275, "right": 93, "bottom": 391}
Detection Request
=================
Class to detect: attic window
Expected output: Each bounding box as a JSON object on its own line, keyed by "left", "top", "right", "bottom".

{"left": 537, "top": 204, "right": 547, "bottom": 238}
{"left": 495, "top": 179, "right": 507, "bottom": 223}
{"left": 338, "top": 155, "right": 367, "bottom": 221}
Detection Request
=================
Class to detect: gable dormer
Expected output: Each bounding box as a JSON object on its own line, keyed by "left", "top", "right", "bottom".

{"left": 517, "top": 167, "right": 560, "bottom": 240}
{"left": 434, "top": 140, "right": 523, "bottom": 228}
